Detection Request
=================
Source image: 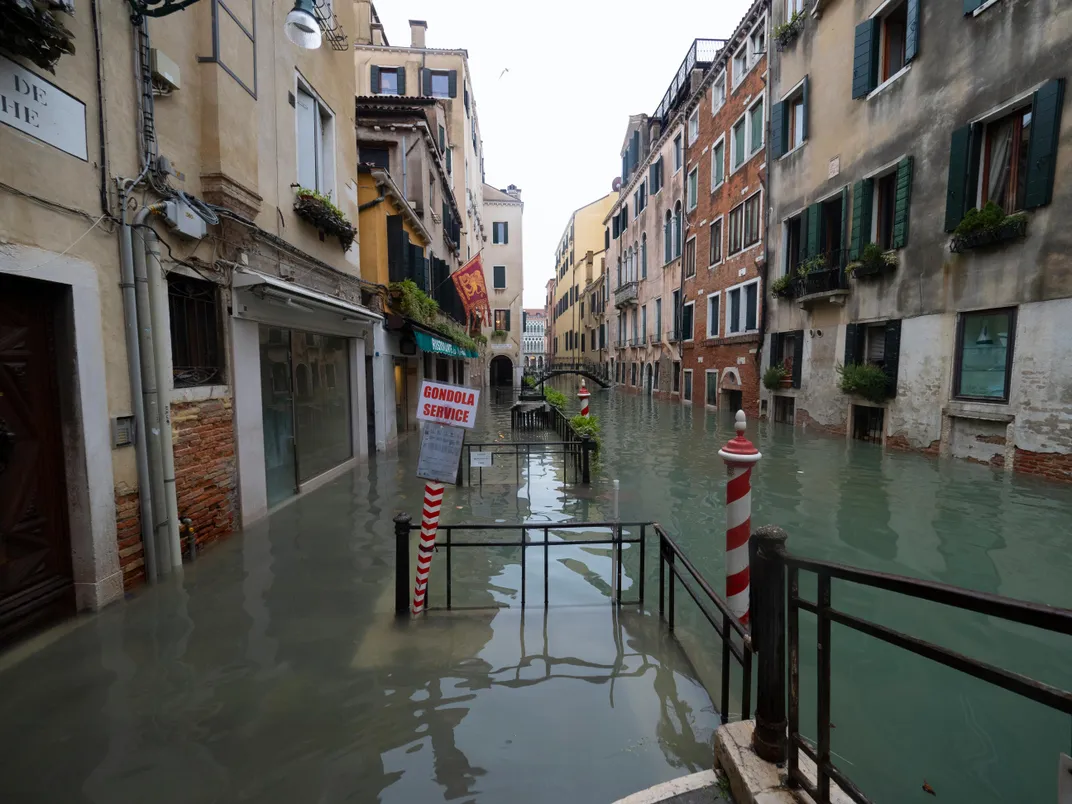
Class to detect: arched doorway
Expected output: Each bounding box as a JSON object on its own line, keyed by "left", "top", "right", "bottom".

{"left": 490, "top": 355, "right": 513, "bottom": 387}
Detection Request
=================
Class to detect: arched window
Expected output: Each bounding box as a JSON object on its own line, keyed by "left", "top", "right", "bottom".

{"left": 633, "top": 241, "right": 639, "bottom": 282}
{"left": 641, "top": 234, "right": 647, "bottom": 279}
{"left": 664, "top": 210, "right": 673, "bottom": 264}
{"left": 674, "top": 202, "right": 683, "bottom": 259}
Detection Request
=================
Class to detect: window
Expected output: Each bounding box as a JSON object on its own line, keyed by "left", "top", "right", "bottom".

{"left": 641, "top": 304, "right": 647, "bottom": 339}
{"left": 655, "top": 298, "right": 662, "bottom": 335}
{"left": 706, "top": 370, "right": 719, "bottom": 406}
{"left": 371, "top": 66, "right": 404, "bottom": 95}
{"left": 493, "top": 265, "right": 507, "bottom": 289}
{"left": 852, "top": 2, "right": 918, "bottom": 99}
{"left": 295, "top": 80, "right": 335, "bottom": 198}
{"left": 438, "top": 125, "right": 446, "bottom": 153}
{"left": 749, "top": 98, "right": 764, "bottom": 156}
{"left": 728, "top": 203, "right": 743, "bottom": 255}
{"left": 674, "top": 203, "right": 682, "bottom": 259}
{"left": 743, "top": 191, "right": 762, "bottom": 248}
{"left": 732, "top": 45, "right": 748, "bottom": 88}
{"left": 650, "top": 158, "right": 664, "bottom": 195}
{"left": 787, "top": 0, "right": 804, "bottom": 14}
{"left": 709, "top": 218, "right": 723, "bottom": 265}
{"left": 168, "top": 274, "right": 223, "bottom": 387}
{"left": 727, "top": 279, "right": 760, "bottom": 334}
{"left": 982, "top": 105, "right": 1033, "bottom": 215}
{"left": 711, "top": 138, "right": 725, "bottom": 189}
{"left": 773, "top": 78, "right": 809, "bottom": 158}
{"left": 672, "top": 361, "right": 681, "bottom": 393}
{"left": 707, "top": 292, "right": 721, "bottom": 338}
{"left": 426, "top": 69, "right": 454, "bottom": 99}
{"left": 875, "top": 171, "right": 898, "bottom": 250}
{"left": 641, "top": 234, "right": 648, "bottom": 278}
{"left": 682, "top": 301, "right": 695, "bottom": 341}
{"left": 732, "top": 116, "right": 747, "bottom": 171}
{"left": 750, "top": 21, "right": 766, "bottom": 67}
{"left": 494, "top": 309, "right": 511, "bottom": 331}
{"left": 687, "top": 167, "right": 699, "bottom": 210}
{"left": 664, "top": 210, "right": 673, "bottom": 263}
{"left": 683, "top": 370, "right": 694, "bottom": 401}
{"left": 880, "top": 1, "right": 908, "bottom": 83}
{"left": 789, "top": 95, "right": 806, "bottom": 151}
{"left": 359, "top": 145, "right": 390, "bottom": 169}
{"left": 634, "top": 181, "right": 647, "bottom": 214}
{"left": 493, "top": 221, "right": 509, "bottom": 244}
{"left": 684, "top": 236, "right": 696, "bottom": 279}
{"left": 674, "top": 134, "right": 683, "bottom": 172}
{"left": 711, "top": 72, "right": 726, "bottom": 115}
{"left": 688, "top": 109, "right": 700, "bottom": 145}
{"left": 672, "top": 289, "right": 681, "bottom": 338}
{"left": 955, "top": 309, "right": 1015, "bottom": 402}
{"left": 785, "top": 213, "right": 804, "bottom": 273}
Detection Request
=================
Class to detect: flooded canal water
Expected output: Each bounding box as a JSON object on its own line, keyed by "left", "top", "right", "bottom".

{"left": 0, "top": 384, "right": 1068, "bottom": 804}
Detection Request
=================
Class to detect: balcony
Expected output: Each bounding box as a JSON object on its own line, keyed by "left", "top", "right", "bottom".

{"left": 614, "top": 281, "right": 639, "bottom": 308}
{"left": 666, "top": 328, "right": 681, "bottom": 344}
{"left": 649, "top": 333, "right": 661, "bottom": 345}
{"left": 653, "top": 39, "right": 727, "bottom": 127}
{"left": 793, "top": 252, "right": 851, "bottom": 308}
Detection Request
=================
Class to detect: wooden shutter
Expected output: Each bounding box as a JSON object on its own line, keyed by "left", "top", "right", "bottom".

{"left": 852, "top": 19, "right": 880, "bottom": 99}
{"left": 840, "top": 186, "right": 850, "bottom": 265}
{"left": 792, "top": 330, "right": 804, "bottom": 388}
{"left": 387, "top": 215, "right": 405, "bottom": 283}
{"left": 884, "top": 319, "right": 902, "bottom": 396}
{"left": 494, "top": 265, "right": 506, "bottom": 288}
{"left": 892, "top": 156, "right": 913, "bottom": 249}
{"left": 849, "top": 179, "right": 874, "bottom": 260}
{"left": 448, "top": 70, "right": 458, "bottom": 98}
{"left": 1024, "top": 78, "right": 1066, "bottom": 210}
{"left": 649, "top": 161, "right": 658, "bottom": 192}
{"left": 797, "top": 207, "right": 810, "bottom": 267}
{"left": 770, "top": 333, "right": 783, "bottom": 367}
{"left": 612, "top": 215, "right": 620, "bottom": 239}
{"left": 421, "top": 68, "right": 432, "bottom": 96}
{"left": 502, "top": 221, "right": 509, "bottom": 244}
{"left": 770, "top": 100, "right": 786, "bottom": 159}
{"left": 504, "top": 309, "right": 511, "bottom": 332}
{"left": 806, "top": 202, "right": 822, "bottom": 258}
{"left": 944, "top": 124, "right": 974, "bottom": 231}
{"left": 801, "top": 76, "right": 810, "bottom": 141}
{"left": 630, "top": 130, "right": 640, "bottom": 170}
{"left": 445, "top": 148, "right": 452, "bottom": 174}
{"left": 963, "top": 0, "right": 984, "bottom": 12}
{"left": 396, "top": 67, "right": 406, "bottom": 95}
{"left": 843, "top": 322, "right": 859, "bottom": 366}
{"left": 905, "top": 0, "right": 921, "bottom": 63}
{"left": 370, "top": 65, "right": 381, "bottom": 94}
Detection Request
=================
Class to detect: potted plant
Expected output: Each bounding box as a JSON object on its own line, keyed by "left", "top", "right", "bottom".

{"left": 763, "top": 364, "right": 788, "bottom": 391}
{"left": 836, "top": 362, "right": 893, "bottom": 403}
{"left": 774, "top": 10, "right": 804, "bottom": 50}
{"left": 293, "top": 187, "right": 357, "bottom": 251}
{"left": 771, "top": 273, "right": 796, "bottom": 299}
{"left": 491, "top": 329, "right": 507, "bottom": 340}
{"left": 950, "top": 202, "right": 1028, "bottom": 253}
{"left": 847, "top": 242, "right": 898, "bottom": 279}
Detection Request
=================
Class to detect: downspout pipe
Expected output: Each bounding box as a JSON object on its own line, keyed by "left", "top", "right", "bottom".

{"left": 119, "top": 201, "right": 159, "bottom": 583}
{"left": 143, "top": 225, "right": 183, "bottom": 571}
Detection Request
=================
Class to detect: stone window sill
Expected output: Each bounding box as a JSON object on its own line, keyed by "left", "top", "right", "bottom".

{"left": 171, "top": 385, "right": 231, "bottom": 403}
{"left": 942, "top": 401, "right": 1013, "bottom": 423}
{"left": 866, "top": 63, "right": 911, "bottom": 101}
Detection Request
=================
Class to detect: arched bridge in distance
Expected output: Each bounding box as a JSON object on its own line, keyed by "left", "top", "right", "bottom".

{"left": 523, "top": 360, "right": 611, "bottom": 389}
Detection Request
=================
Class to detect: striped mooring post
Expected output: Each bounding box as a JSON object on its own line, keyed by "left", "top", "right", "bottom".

{"left": 717, "top": 410, "right": 762, "bottom": 624}
{"left": 578, "top": 380, "right": 591, "bottom": 418}
{"left": 411, "top": 481, "right": 444, "bottom": 614}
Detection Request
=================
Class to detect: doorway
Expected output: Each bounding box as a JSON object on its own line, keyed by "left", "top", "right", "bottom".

{"left": 0, "top": 276, "right": 74, "bottom": 642}
{"left": 490, "top": 355, "right": 513, "bottom": 387}
{"left": 365, "top": 355, "right": 376, "bottom": 448}
{"left": 723, "top": 389, "right": 743, "bottom": 415}
{"left": 852, "top": 405, "right": 884, "bottom": 443}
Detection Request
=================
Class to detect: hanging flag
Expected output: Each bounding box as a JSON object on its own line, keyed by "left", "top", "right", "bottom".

{"left": 450, "top": 253, "right": 492, "bottom": 326}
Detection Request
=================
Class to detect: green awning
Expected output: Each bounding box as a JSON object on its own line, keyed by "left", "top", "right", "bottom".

{"left": 413, "top": 330, "right": 478, "bottom": 359}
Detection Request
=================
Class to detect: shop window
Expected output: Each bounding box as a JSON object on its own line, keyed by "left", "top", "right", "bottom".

{"left": 954, "top": 308, "right": 1015, "bottom": 402}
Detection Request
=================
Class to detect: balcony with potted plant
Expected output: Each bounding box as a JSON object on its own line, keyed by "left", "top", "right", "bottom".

{"left": 846, "top": 242, "right": 898, "bottom": 280}
{"left": 795, "top": 252, "right": 850, "bottom": 308}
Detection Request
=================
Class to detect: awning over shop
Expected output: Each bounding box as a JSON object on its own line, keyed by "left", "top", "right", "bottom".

{"left": 233, "top": 268, "right": 382, "bottom": 322}
{"left": 413, "top": 330, "right": 478, "bottom": 359}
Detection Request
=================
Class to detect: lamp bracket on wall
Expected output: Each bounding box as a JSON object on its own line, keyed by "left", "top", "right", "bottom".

{"left": 127, "top": 0, "right": 202, "bottom": 22}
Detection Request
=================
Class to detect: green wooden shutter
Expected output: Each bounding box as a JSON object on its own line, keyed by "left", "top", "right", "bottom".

{"left": 797, "top": 207, "right": 810, "bottom": 267}
{"left": 849, "top": 179, "right": 874, "bottom": 260}
{"left": 421, "top": 68, "right": 432, "bottom": 96}
{"left": 905, "top": 0, "right": 921, "bottom": 63}
{"left": 770, "top": 333, "right": 784, "bottom": 367}
{"left": 884, "top": 319, "right": 902, "bottom": 397}
{"left": 963, "top": 0, "right": 984, "bottom": 12}
{"left": 843, "top": 323, "right": 859, "bottom": 366}
{"left": 944, "top": 124, "right": 974, "bottom": 231}
{"left": 770, "top": 100, "right": 786, "bottom": 159}
{"left": 840, "top": 186, "right": 850, "bottom": 265}
{"left": 801, "top": 76, "right": 810, "bottom": 141}
{"left": 852, "top": 19, "right": 880, "bottom": 99}
{"left": 792, "top": 331, "right": 804, "bottom": 388}
{"left": 649, "top": 161, "right": 658, "bottom": 192}
{"left": 504, "top": 309, "right": 511, "bottom": 332}
{"left": 386, "top": 215, "right": 404, "bottom": 282}
{"left": 502, "top": 221, "right": 509, "bottom": 244}
{"left": 448, "top": 70, "right": 458, "bottom": 98}
{"left": 396, "top": 67, "right": 406, "bottom": 95}
{"left": 370, "top": 66, "right": 381, "bottom": 94}
{"left": 806, "top": 202, "right": 822, "bottom": 258}
{"left": 892, "top": 156, "right": 914, "bottom": 248}
{"left": 1024, "top": 78, "right": 1066, "bottom": 210}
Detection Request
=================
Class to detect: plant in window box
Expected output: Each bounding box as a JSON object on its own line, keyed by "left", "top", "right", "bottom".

{"left": 293, "top": 187, "right": 357, "bottom": 251}
{"left": 762, "top": 364, "right": 788, "bottom": 390}
{"left": 836, "top": 362, "right": 892, "bottom": 404}
{"left": 950, "top": 202, "right": 1028, "bottom": 253}
{"left": 491, "top": 329, "right": 507, "bottom": 340}
{"left": 847, "top": 242, "right": 898, "bottom": 279}
{"left": 771, "top": 273, "right": 796, "bottom": 299}
{"left": 774, "top": 10, "right": 804, "bottom": 51}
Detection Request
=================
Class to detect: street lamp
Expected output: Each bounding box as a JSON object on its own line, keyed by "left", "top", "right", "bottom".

{"left": 284, "top": 0, "right": 322, "bottom": 50}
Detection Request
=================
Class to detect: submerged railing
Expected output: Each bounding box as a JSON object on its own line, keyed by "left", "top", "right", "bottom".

{"left": 508, "top": 403, "right": 595, "bottom": 483}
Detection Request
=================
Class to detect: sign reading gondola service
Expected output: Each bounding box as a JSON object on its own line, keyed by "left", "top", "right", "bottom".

{"left": 416, "top": 381, "right": 480, "bottom": 429}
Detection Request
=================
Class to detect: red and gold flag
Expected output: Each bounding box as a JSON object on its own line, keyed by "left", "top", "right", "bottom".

{"left": 450, "top": 253, "right": 492, "bottom": 326}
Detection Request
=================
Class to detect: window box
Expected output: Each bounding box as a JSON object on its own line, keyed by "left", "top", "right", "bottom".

{"left": 847, "top": 243, "right": 898, "bottom": 279}
{"left": 771, "top": 273, "right": 797, "bottom": 299}
{"left": 294, "top": 188, "right": 356, "bottom": 251}
{"left": 837, "top": 362, "right": 893, "bottom": 404}
{"left": 775, "top": 11, "right": 804, "bottom": 50}
{"left": 950, "top": 207, "right": 1028, "bottom": 253}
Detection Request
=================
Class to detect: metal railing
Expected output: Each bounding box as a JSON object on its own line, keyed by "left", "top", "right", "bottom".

{"left": 394, "top": 518, "right": 650, "bottom": 613}
{"left": 524, "top": 359, "right": 610, "bottom": 387}
{"left": 508, "top": 402, "right": 596, "bottom": 483}
{"left": 653, "top": 39, "right": 727, "bottom": 126}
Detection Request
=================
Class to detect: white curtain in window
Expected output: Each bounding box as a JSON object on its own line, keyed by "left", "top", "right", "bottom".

{"left": 987, "top": 120, "right": 1014, "bottom": 212}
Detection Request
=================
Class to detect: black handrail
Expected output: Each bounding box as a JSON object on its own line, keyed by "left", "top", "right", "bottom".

{"left": 462, "top": 440, "right": 584, "bottom": 487}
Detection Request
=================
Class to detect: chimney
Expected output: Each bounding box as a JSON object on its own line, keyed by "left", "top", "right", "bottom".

{"left": 503, "top": 184, "right": 522, "bottom": 200}
{"left": 370, "top": 22, "right": 385, "bottom": 46}
{"left": 409, "top": 19, "right": 427, "bottom": 49}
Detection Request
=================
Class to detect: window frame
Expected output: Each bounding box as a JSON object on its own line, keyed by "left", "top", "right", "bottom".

{"left": 732, "top": 43, "right": 749, "bottom": 89}
{"left": 687, "top": 166, "right": 699, "bottom": 211}
{"left": 673, "top": 133, "right": 684, "bottom": 173}
{"left": 688, "top": 108, "right": 700, "bottom": 145}
{"left": 711, "top": 71, "right": 727, "bottom": 115}
{"left": 953, "top": 307, "right": 1017, "bottom": 404}
{"left": 706, "top": 290, "right": 721, "bottom": 338}
{"left": 710, "top": 134, "right": 726, "bottom": 191}
{"left": 709, "top": 215, "right": 724, "bottom": 267}
{"left": 728, "top": 203, "right": 744, "bottom": 255}
{"left": 377, "top": 67, "right": 400, "bottom": 96}
{"left": 730, "top": 112, "right": 748, "bottom": 173}
{"left": 873, "top": 168, "right": 899, "bottom": 250}
{"left": 682, "top": 299, "right": 696, "bottom": 342}
{"left": 979, "top": 103, "right": 1033, "bottom": 215}
{"left": 743, "top": 190, "right": 763, "bottom": 249}
{"left": 428, "top": 70, "right": 451, "bottom": 99}
{"left": 492, "top": 264, "right": 507, "bottom": 290}
{"left": 682, "top": 368, "right": 694, "bottom": 402}
{"left": 705, "top": 369, "right": 719, "bottom": 407}
{"left": 168, "top": 273, "right": 224, "bottom": 387}
{"left": 725, "top": 277, "right": 762, "bottom": 335}
{"left": 748, "top": 96, "right": 765, "bottom": 159}
{"left": 749, "top": 19, "right": 767, "bottom": 70}
{"left": 492, "top": 221, "right": 508, "bottom": 244}
{"left": 493, "top": 308, "right": 511, "bottom": 332}
{"left": 294, "top": 74, "right": 336, "bottom": 199}
{"left": 684, "top": 234, "right": 697, "bottom": 279}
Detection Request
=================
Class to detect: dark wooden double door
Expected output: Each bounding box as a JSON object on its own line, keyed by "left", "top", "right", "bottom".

{"left": 0, "top": 276, "right": 74, "bottom": 644}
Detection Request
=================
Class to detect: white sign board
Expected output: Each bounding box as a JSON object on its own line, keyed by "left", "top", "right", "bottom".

{"left": 0, "top": 56, "right": 87, "bottom": 160}
{"left": 470, "top": 451, "right": 492, "bottom": 468}
{"left": 416, "top": 380, "right": 480, "bottom": 429}
{"left": 416, "top": 422, "right": 464, "bottom": 485}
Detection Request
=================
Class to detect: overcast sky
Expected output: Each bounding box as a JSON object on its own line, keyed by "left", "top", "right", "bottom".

{"left": 374, "top": 0, "right": 753, "bottom": 308}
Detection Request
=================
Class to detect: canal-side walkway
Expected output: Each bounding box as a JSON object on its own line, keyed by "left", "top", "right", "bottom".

{"left": 0, "top": 428, "right": 720, "bottom": 804}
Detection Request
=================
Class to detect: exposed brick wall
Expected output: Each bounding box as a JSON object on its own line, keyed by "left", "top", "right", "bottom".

{"left": 1013, "top": 448, "right": 1072, "bottom": 484}
{"left": 796, "top": 407, "right": 846, "bottom": 437}
{"left": 115, "top": 489, "right": 144, "bottom": 590}
{"left": 886, "top": 433, "right": 940, "bottom": 457}
{"left": 172, "top": 397, "right": 237, "bottom": 549}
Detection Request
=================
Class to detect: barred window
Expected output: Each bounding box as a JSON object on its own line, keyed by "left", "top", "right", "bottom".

{"left": 168, "top": 274, "right": 223, "bottom": 387}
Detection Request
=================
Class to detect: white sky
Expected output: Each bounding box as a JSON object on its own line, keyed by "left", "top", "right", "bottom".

{"left": 374, "top": 0, "right": 753, "bottom": 307}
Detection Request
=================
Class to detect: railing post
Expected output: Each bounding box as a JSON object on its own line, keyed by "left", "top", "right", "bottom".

{"left": 751, "top": 524, "right": 788, "bottom": 764}
{"left": 394, "top": 513, "right": 412, "bottom": 617}
{"left": 581, "top": 435, "right": 592, "bottom": 484}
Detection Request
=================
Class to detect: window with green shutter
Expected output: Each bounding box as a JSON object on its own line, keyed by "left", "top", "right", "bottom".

{"left": 806, "top": 202, "right": 822, "bottom": 258}
{"left": 891, "top": 156, "right": 913, "bottom": 249}
{"left": 1024, "top": 79, "right": 1065, "bottom": 209}
{"left": 852, "top": 19, "right": 880, "bottom": 99}
{"left": 771, "top": 101, "right": 787, "bottom": 160}
{"left": 849, "top": 178, "right": 874, "bottom": 260}
{"left": 944, "top": 123, "right": 977, "bottom": 231}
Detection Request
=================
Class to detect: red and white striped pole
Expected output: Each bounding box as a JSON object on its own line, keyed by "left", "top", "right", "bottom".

{"left": 578, "top": 380, "right": 591, "bottom": 418}
{"left": 411, "top": 480, "right": 444, "bottom": 615}
{"left": 717, "top": 410, "right": 762, "bottom": 625}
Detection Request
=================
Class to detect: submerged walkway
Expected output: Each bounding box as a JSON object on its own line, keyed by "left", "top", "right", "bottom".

{"left": 0, "top": 419, "right": 719, "bottom": 804}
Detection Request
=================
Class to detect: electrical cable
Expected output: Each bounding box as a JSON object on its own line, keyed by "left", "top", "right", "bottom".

{"left": 131, "top": 222, "right": 219, "bottom": 284}
{"left": 4, "top": 214, "right": 110, "bottom": 273}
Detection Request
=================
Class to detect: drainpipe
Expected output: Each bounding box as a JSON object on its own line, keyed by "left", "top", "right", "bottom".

{"left": 118, "top": 201, "right": 159, "bottom": 583}
{"left": 758, "top": 55, "right": 773, "bottom": 389}
{"left": 143, "top": 225, "right": 183, "bottom": 571}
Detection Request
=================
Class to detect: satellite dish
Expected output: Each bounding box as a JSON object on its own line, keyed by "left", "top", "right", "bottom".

{"left": 612, "top": 177, "right": 622, "bottom": 191}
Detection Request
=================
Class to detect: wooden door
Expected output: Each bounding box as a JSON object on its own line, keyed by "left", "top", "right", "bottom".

{"left": 0, "top": 276, "right": 74, "bottom": 642}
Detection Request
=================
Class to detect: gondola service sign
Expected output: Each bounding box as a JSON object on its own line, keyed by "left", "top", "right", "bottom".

{"left": 415, "top": 381, "right": 480, "bottom": 429}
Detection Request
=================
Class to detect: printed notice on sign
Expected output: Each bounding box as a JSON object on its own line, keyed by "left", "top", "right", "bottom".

{"left": 417, "top": 422, "right": 465, "bottom": 485}
{"left": 470, "top": 451, "right": 492, "bottom": 468}
{"left": 416, "top": 381, "right": 480, "bottom": 429}
{"left": 0, "top": 56, "right": 88, "bottom": 160}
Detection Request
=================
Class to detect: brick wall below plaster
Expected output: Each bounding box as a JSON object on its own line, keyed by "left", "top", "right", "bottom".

{"left": 172, "top": 397, "right": 237, "bottom": 548}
